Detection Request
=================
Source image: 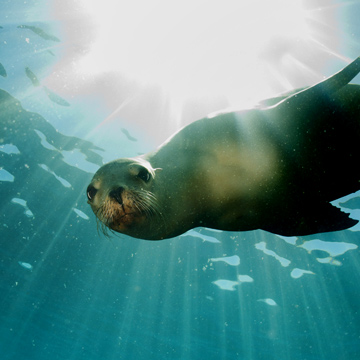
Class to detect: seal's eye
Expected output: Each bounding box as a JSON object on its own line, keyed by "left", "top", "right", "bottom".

{"left": 87, "top": 185, "right": 98, "bottom": 202}
{"left": 137, "top": 167, "right": 151, "bottom": 183}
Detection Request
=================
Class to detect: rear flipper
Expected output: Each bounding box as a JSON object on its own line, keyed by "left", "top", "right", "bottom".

{"left": 276, "top": 57, "right": 360, "bottom": 111}
{"left": 262, "top": 202, "right": 358, "bottom": 236}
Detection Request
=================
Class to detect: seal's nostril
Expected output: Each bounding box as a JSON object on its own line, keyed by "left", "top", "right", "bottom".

{"left": 87, "top": 185, "right": 97, "bottom": 202}
{"left": 109, "top": 187, "right": 124, "bottom": 204}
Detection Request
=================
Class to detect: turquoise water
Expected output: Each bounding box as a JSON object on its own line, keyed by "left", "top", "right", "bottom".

{"left": 1, "top": 1, "right": 360, "bottom": 359}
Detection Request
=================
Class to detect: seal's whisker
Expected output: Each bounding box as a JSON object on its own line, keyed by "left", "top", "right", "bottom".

{"left": 130, "top": 188, "right": 169, "bottom": 234}
{"left": 138, "top": 190, "right": 168, "bottom": 233}
{"left": 94, "top": 200, "right": 118, "bottom": 238}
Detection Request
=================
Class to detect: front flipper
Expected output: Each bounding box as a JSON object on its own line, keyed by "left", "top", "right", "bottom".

{"left": 262, "top": 202, "right": 358, "bottom": 236}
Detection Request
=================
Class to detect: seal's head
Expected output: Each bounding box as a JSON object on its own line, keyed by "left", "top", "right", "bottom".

{"left": 87, "top": 157, "right": 163, "bottom": 239}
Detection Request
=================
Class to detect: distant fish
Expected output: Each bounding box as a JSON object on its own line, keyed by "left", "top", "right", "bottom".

{"left": 298, "top": 239, "right": 358, "bottom": 257}
{"left": 18, "top": 261, "right": 33, "bottom": 271}
{"left": 180, "top": 229, "right": 221, "bottom": 243}
{"left": 238, "top": 274, "right": 254, "bottom": 283}
{"left": 0, "top": 62, "right": 7, "bottom": 77}
{"left": 0, "top": 144, "right": 20, "bottom": 154}
{"left": 290, "top": 268, "right": 314, "bottom": 279}
{"left": 210, "top": 255, "right": 240, "bottom": 266}
{"left": 73, "top": 208, "right": 89, "bottom": 220}
{"left": 0, "top": 168, "right": 14, "bottom": 182}
{"left": 11, "top": 197, "right": 35, "bottom": 218}
{"left": 25, "top": 67, "right": 40, "bottom": 86}
{"left": 257, "top": 298, "right": 278, "bottom": 306}
{"left": 17, "top": 25, "right": 60, "bottom": 42}
{"left": 121, "top": 128, "right": 137, "bottom": 142}
{"left": 43, "top": 86, "right": 70, "bottom": 107}
{"left": 38, "top": 163, "right": 72, "bottom": 188}
{"left": 212, "top": 279, "right": 238, "bottom": 291}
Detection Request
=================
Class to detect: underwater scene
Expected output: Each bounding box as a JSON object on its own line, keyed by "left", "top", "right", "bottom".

{"left": 1, "top": 0, "right": 360, "bottom": 359}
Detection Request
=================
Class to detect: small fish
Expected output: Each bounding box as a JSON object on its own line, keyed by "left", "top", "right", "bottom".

{"left": 0, "top": 62, "right": 7, "bottom": 77}
{"left": 258, "top": 298, "right": 277, "bottom": 306}
{"left": 73, "top": 208, "right": 89, "bottom": 220}
{"left": 25, "top": 67, "right": 40, "bottom": 86}
{"left": 43, "top": 87, "right": 70, "bottom": 107}
{"left": 212, "top": 279, "right": 238, "bottom": 291}
{"left": 18, "top": 261, "right": 33, "bottom": 271}
{"left": 210, "top": 255, "right": 240, "bottom": 266}
{"left": 121, "top": 128, "right": 137, "bottom": 142}
{"left": 17, "top": 25, "right": 60, "bottom": 42}
{"left": 238, "top": 275, "right": 254, "bottom": 283}
{"left": 180, "top": 229, "right": 221, "bottom": 243}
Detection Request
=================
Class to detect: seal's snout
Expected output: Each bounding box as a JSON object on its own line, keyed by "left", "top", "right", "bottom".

{"left": 87, "top": 185, "right": 97, "bottom": 202}
{"left": 109, "top": 187, "right": 125, "bottom": 205}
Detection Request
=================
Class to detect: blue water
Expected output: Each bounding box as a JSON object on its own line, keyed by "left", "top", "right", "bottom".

{"left": 1, "top": 1, "right": 360, "bottom": 359}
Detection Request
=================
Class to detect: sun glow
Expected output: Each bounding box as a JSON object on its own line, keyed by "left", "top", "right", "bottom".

{"left": 75, "top": 0, "right": 315, "bottom": 105}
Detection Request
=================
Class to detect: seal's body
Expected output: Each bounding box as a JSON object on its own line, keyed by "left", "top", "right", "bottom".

{"left": 87, "top": 58, "right": 360, "bottom": 240}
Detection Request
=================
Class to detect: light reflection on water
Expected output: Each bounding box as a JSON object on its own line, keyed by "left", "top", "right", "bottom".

{"left": 1, "top": 1, "right": 360, "bottom": 360}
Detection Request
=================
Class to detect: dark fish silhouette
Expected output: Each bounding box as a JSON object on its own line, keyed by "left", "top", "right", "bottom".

{"left": 121, "top": 128, "right": 137, "bottom": 142}
{"left": 0, "top": 62, "right": 7, "bottom": 77}
{"left": 25, "top": 67, "right": 40, "bottom": 86}
{"left": 17, "top": 25, "right": 60, "bottom": 42}
{"left": 43, "top": 87, "right": 70, "bottom": 107}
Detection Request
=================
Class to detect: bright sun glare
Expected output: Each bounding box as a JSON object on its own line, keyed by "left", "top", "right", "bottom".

{"left": 76, "top": 0, "right": 314, "bottom": 105}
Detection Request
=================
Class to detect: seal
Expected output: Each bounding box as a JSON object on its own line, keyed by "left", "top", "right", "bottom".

{"left": 87, "top": 57, "right": 360, "bottom": 240}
